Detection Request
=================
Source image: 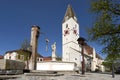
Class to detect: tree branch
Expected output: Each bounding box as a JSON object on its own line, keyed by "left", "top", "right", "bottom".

{"left": 109, "top": 8, "right": 120, "bottom": 15}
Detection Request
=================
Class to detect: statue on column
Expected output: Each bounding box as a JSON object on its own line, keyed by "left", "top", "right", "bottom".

{"left": 51, "top": 42, "right": 57, "bottom": 61}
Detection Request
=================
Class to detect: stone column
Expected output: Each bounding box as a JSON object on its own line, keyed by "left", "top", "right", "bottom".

{"left": 29, "top": 25, "right": 40, "bottom": 70}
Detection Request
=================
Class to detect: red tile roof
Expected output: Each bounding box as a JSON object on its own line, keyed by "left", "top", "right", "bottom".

{"left": 43, "top": 57, "right": 52, "bottom": 61}
{"left": 84, "top": 43, "right": 102, "bottom": 59}
{"left": 84, "top": 43, "right": 93, "bottom": 55}
{"left": 0, "top": 55, "right": 3, "bottom": 59}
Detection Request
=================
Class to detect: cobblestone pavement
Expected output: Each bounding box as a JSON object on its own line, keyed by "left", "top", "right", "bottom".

{"left": 0, "top": 72, "right": 120, "bottom": 80}
{"left": 75, "top": 73, "right": 120, "bottom": 80}
{"left": 54, "top": 73, "right": 119, "bottom": 80}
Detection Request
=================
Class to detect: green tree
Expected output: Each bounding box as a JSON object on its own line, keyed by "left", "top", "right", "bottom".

{"left": 88, "top": 0, "right": 120, "bottom": 55}
{"left": 102, "top": 53, "right": 120, "bottom": 70}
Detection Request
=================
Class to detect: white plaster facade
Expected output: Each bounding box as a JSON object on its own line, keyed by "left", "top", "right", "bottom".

{"left": 62, "top": 5, "right": 81, "bottom": 69}
{"left": 62, "top": 5, "right": 105, "bottom": 72}
{"left": 4, "top": 52, "right": 18, "bottom": 60}
{"left": 37, "top": 61, "right": 76, "bottom": 71}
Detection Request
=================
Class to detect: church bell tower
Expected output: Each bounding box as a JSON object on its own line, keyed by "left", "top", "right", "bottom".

{"left": 62, "top": 5, "right": 81, "bottom": 67}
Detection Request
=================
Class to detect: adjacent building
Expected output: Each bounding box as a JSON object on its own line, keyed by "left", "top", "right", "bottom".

{"left": 4, "top": 49, "right": 42, "bottom": 69}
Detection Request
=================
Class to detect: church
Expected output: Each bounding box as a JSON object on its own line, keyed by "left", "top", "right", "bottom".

{"left": 62, "top": 4, "right": 104, "bottom": 72}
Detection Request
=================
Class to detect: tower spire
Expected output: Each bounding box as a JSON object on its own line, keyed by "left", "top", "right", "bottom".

{"left": 63, "top": 4, "right": 77, "bottom": 23}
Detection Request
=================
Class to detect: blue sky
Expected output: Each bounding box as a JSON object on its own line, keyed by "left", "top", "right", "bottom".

{"left": 0, "top": 0, "right": 104, "bottom": 58}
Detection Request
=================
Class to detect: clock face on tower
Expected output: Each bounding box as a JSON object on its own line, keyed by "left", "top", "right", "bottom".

{"left": 63, "top": 24, "right": 78, "bottom": 36}
{"left": 64, "top": 30, "right": 69, "bottom": 36}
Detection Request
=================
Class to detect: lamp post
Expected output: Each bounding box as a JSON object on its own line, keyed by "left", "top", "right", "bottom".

{"left": 77, "top": 37, "right": 86, "bottom": 75}
{"left": 112, "top": 62, "right": 115, "bottom": 78}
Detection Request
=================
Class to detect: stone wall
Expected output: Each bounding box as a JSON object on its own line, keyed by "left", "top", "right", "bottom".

{"left": 0, "top": 59, "right": 25, "bottom": 70}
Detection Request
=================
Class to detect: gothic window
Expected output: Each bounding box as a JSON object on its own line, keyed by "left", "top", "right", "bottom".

{"left": 73, "top": 25, "right": 77, "bottom": 35}
{"left": 66, "top": 24, "right": 68, "bottom": 28}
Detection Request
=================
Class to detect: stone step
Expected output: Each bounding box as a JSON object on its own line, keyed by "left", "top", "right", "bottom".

{"left": 24, "top": 73, "right": 64, "bottom": 76}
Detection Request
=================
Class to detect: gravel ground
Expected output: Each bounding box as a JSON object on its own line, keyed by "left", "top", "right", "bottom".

{"left": 0, "top": 72, "right": 120, "bottom": 80}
